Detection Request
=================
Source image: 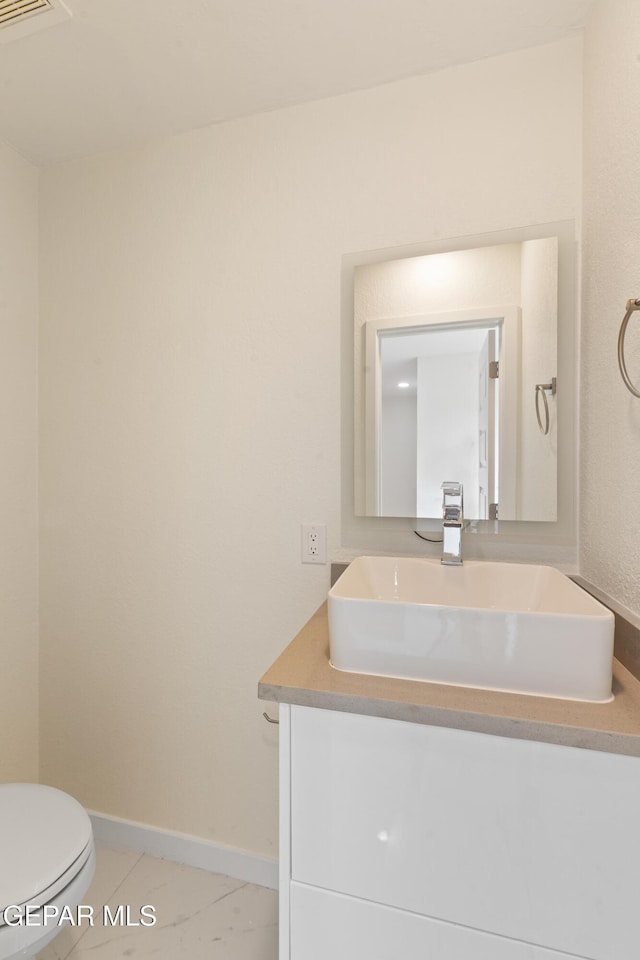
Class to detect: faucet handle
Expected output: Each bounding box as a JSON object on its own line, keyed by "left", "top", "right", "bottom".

{"left": 441, "top": 481, "right": 464, "bottom": 522}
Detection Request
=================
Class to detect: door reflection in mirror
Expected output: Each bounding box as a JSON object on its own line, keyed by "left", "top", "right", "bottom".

{"left": 373, "top": 314, "right": 515, "bottom": 519}
{"left": 379, "top": 322, "right": 501, "bottom": 518}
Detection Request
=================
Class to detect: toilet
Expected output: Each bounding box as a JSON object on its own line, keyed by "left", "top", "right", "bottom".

{"left": 0, "top": 784, "right": 95, "bottom": 960}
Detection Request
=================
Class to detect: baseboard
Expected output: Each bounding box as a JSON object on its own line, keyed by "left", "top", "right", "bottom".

{"left": 89, "top": 811, "right": 278, "bottom": 891}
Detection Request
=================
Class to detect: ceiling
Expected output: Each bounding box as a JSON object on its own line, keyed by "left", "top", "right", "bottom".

{"left": 381, "top": 326, "right": 493, "bottom": 397}
{"left": 0, "top": 0, "right": 594, "bottom": 166}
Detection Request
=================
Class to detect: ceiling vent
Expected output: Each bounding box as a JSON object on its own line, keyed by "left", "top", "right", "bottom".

{"left": 0, "top": 0, "right": 71, "bottom": 43}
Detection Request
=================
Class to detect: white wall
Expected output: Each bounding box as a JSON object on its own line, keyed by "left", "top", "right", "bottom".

{"left": 38, "top": 36, "right": 582, "bottom": 857}
{"left": 581, "top": 1, "right": 640, "bottom": 619}
{"left": 416, "top": 353, "right": 479, "bottom": 517}
{"left": 380, "top": 391, "right": 417, "bottom": 516}
{"left": 0, "top": 141, "right": 39, "bottom": 782}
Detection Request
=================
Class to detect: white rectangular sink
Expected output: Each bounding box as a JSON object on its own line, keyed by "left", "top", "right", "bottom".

{"left": 328, "top": 557, "right": 614, "bottom": 702}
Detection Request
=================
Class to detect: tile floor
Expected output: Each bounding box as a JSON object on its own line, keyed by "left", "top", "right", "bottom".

{"left": 36, "top": 843, "right": 278, "bottom": 959}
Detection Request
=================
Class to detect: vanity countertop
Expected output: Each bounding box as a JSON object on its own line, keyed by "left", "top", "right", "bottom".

{"left": 258, "top": 602, "right": 640, "bottom": 757}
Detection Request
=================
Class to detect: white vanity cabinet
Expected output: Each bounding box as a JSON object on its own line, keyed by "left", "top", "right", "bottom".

{"left": 278, "top": 704, "right": 640, "bottom": 960}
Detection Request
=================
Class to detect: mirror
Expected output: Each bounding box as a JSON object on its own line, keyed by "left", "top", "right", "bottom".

{"left": 354, "top": 232, "right": 562, "bottom": 521}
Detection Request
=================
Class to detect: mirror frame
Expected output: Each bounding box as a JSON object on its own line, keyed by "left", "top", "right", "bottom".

{"left": 341, "top": 220, "right": 577, "bottom": 556}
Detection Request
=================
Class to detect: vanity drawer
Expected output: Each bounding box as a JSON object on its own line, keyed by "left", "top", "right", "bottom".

{"left": 289, "top": 882, "right": 588, "bottom": 960}
{"left": 289, "top": 705, "right": 640, "bottom": 960}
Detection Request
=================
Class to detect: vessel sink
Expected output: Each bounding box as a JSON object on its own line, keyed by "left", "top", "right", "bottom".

{"left": 328, "top": 557, "right": 614, "bottom": 702}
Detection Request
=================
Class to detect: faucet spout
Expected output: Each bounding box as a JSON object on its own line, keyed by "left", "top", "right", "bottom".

{"left": 441, "top": 482, "right": 464, "bottom": 565}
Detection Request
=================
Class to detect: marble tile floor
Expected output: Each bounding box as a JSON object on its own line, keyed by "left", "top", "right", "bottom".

{"left": 36, "top": 843, "right": 278, "bottom": 959}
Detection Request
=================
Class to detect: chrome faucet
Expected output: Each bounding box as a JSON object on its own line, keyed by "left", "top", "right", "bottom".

{"left": 441, "top": 482, "right": 464, "bottom": 565}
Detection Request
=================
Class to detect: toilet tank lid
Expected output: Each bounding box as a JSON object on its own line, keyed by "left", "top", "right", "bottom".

{"left": 0, "top": 783, "right": 93, "bottom": 911}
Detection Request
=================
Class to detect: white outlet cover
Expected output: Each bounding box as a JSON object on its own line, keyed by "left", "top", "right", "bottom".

{"left": 301, "top": 524, "right": 327, "bottom": 564}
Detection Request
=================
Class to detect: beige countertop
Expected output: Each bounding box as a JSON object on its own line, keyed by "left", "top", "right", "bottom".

{"left": 258, "top": 602, "right": 640, "bottom": 757}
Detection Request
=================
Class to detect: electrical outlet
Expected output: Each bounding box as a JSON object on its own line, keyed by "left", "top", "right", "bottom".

{"left": 301, "top": 523, "right": 327, "bottom": 564}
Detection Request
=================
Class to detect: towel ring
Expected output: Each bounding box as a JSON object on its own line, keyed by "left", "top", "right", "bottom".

{"left": 617, "top": 298, "right": 640, "bottom": 399}
{"left": 535, "top": 378, "right": 556, "bottom": 436}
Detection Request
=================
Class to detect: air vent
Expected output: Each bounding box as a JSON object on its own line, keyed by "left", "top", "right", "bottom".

{"left": 0, "top": 0, "right": 71, "bottom": 42}
{"left": 0, "top": 0, "right": 52, "bottom": 27}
